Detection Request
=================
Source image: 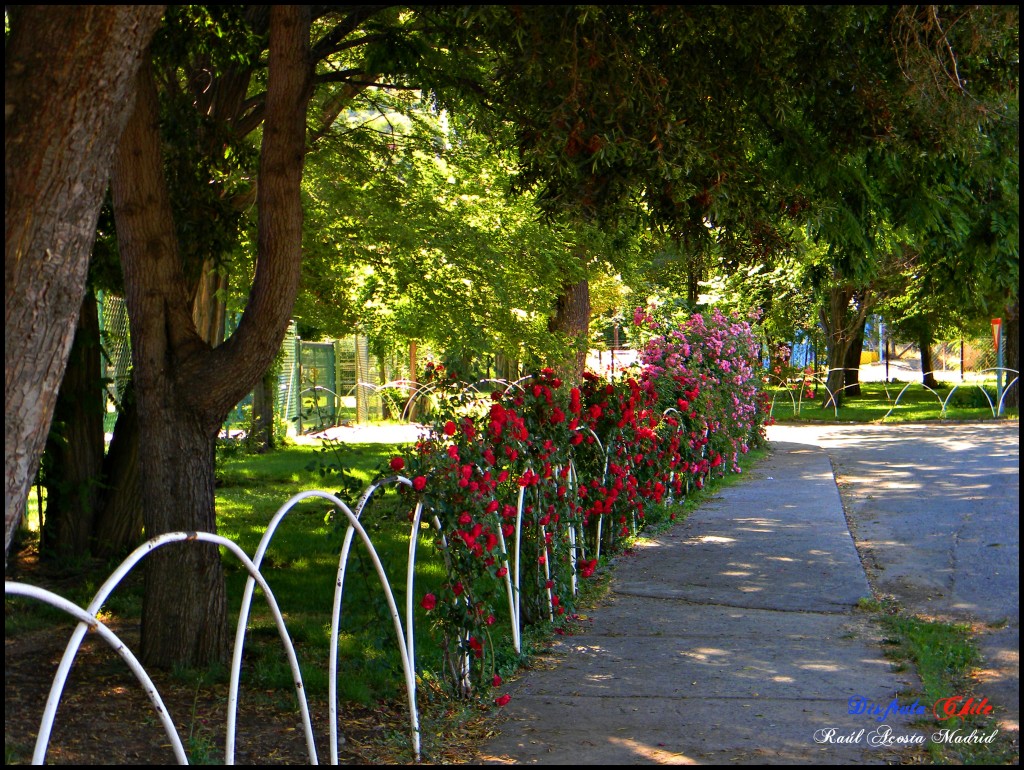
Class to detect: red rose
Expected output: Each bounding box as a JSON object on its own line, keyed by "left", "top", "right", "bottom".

{"left": 389, "top": 456, "right": 405, "bottom": 472}
{"left": 495, "top": 694, "right": 511, "bottom": 707}
{"left": 420, "top": 593, "right": 436, "bottom": 611}
{"left": 412, "top": 476, "right": 427, "bottom": 492}
{"left": 443, "top": 420, "right": 457, "bottom": 436}
{"left": 492, "top": 674, "right": 503, "bottom": 687}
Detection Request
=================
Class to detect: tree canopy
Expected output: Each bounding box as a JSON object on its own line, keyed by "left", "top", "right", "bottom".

{"left": 5, "top": 5, "right": 1018, "bottom": 666}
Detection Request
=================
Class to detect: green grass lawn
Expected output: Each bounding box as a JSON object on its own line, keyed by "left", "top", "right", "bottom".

{"left": 214, "top": 440, "right": 459, "bottom": 704}
{"left": 768, "top": 380, "right": 1018, "bottom": 423}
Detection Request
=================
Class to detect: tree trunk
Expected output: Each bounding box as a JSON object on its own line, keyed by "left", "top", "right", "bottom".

{"left": 818, "top": 285, "right": 870, "bottom": 409}
{"left": 822, "top": 339, "right": 850, "bottom": 409}
{"left": 918, "top": 329, "right": 939, "bottom": 389}
{"left": 842, "top": 318, "right": 866, "bottom": 397}
{"left": 379, "top": 358, "right": 392, "bottom": 420}
{"left": 1003, "top": 298, "right": 1019, "bottom": 410}
{"left": 41, "top": 291, "right": 105, "bottom": 560}
{"left": 407, "top": 341, "right": 420, "bottom": 420}
{"left": 113, "top": 58, "right": 227, "bottom": 666}
{"left": 548, "top": 279, "right": 591, "bottom": 381}
{"left": 251, "top": 368, "right": 277, "bottom": 452}
{"left": 494, "top": 353, "right": 519, "bottom": 382}
{"left": 111, "top": 8, "right": 311, "bottom": 668}
{"left": 192, "top": 261, "right": 228, "bottom": 347}
{"left": 139, "top": 414, "right": 228, "bottom": 667}
{"left": 92, "top": 393, "right": 144, "bottom": 558}
{"left": 4, "top": 5, "right": 165, "bottom": 562}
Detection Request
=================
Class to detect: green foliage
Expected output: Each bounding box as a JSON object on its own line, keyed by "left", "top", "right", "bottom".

{"left": 297, "top": 94, "right": 611, "bottom": 369}
{"left": 944, "top": 384, "right": 998, "bottom": 410}
{"left": 122, "top": 5, "right": 1017, "bottom": 392}
{"left": 304, "top": 437, "right": 371, "bottom": 500}
{"left": 149, "top": 6, "right": 263, "bottom": 285}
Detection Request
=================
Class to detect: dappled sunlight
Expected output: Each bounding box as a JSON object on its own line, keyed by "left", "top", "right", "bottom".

{"left": 632, "top": 538, "right": 662, "bottom": 550}
{"left": 605, "top": 736, "right": 697, "bottom": 764}
{"left": 862, "top": 539, "right": 917, "bottom": 549}
{"left": 858, "top": 656, "right": 896, "bottom": 669}
{"left": 691, "top": 646, "right": 730, "bottom": 658}
{"left": 874, "top": 480, "right": 923, "bottom": 491}
{"left": 798, "top": 662, "right": 843, "bottom": 673}
{"left": 690, "top": 535, "right": 736, "bottom": 545}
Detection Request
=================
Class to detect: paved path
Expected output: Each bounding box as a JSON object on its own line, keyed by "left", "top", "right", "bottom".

{"left": 771, "top": 423, "right": 1019, "bottom": 734}
{"left": 319, "top": 419, "right": 1019, "bottom": 757}
{"left": 479, "top": 439, "right": 925, "bottom": 764}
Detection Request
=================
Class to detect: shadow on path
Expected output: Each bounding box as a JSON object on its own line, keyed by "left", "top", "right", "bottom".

{"left": 479, "top": 441, "right": 923, "bottom": 765}
{"left": 771, "top": 423, "right": 1019, "bottom": 735}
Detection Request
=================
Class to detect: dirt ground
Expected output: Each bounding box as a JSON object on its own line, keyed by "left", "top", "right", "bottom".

{"left": 4, "top": 547, "right": 493, "bottom": 765}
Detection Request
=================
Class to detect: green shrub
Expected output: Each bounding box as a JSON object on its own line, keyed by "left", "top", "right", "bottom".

{"left": 945, "top": 384, "right": 997, "bottom": 409}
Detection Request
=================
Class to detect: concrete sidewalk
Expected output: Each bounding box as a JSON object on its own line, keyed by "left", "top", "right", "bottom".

{"left": 478, "top": 442, "right": 922, "bottom": 764}
{"left": 771, "top": 423, "right": 1019, "bottom": 735}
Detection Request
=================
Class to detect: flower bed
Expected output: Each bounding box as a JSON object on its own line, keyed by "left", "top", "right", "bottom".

{"left": 395, "top": 307, "right": 768, "bottom": 703}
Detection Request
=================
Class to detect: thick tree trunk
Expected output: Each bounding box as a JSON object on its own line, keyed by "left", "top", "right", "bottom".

{"left": 819, "top": 285, "right": 870, "bottom": 409}
{"left": 111, "top": 8, "right": 311, "bottom": 668}
{"left": 92, "top": 394, "right": 144, "bottom": 558}
{"left": 918, "top": 329, "right": 939, "bottom": 389}
{"left": 823, "top": 341, "right": 850, "bottom": 409}
{"left": 548, "top": 279, "right": 591, "bottom": 381}
{"left": 842, "top": 319, "right": 866, "bottom": 397}
{"left": 114, "top": 58, "right": 228, "bottom": 666}
{"left": 139, "top": 413, "right": 227, "bottom": 667}
{"left": 41, "top": 292, "right": 105, "bottom": 560}
{"left": 4, "top": 5, "right": 165, "bottom": 561}
{"left": 251, "top": 369, "right": 277, "bottom": 451}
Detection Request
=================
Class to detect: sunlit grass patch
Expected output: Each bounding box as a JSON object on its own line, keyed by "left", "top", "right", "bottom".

{"left": 769, "top": 381, "right": 1018, "bottom": 423}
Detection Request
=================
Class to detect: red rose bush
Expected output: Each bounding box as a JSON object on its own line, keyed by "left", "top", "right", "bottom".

{"left": 390, "top": 308, "right": 766, "bottom": 701}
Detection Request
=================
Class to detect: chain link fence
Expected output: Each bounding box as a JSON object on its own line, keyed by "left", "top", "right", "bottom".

{"left": 872, "top": 336, "right": 1001, "bottom": 382}
{"left": 98, "top": 293, "right": 131, "bottom": 435}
